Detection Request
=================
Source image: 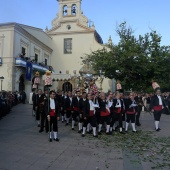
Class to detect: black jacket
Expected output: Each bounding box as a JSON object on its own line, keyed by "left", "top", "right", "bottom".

{"left": 150, "top": 95, "right": 166, "bottom": 110}
{"left": 72, "top": 96, "right": 80, "bottom": 111}
{"left": 45, "top": 98, "right": 59, "bottom": 117}
{"left": 111, "top": 99, "right": 124, "bottom": 113}
{"left": 124, "top": 98, "right": 138, "bottom": 113}
{"left": 98, "top": 99, "right": 108, "bottom": 112}
{"left": 64, "top": 96, "right": 72, "bottom": 110}
{"left": 82, "top": 99, "right": 90, "bottom": 117}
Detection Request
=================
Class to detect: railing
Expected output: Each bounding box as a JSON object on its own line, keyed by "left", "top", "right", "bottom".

{"left": 15, "top": 57, "right": 54, "bottom": 73}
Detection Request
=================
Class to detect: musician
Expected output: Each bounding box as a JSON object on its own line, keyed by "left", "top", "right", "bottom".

{"left": 61, "top": 91, "right": 67, "bottom": 123}
{"left": 162, "top": 92, "right": 170, "bottom": 115}
{"left": 72, "top": 91, "right": 81, "bottom": 130}
{"left": 98, "top": 92, "right": 112, "bottom": 135}
{"left": 79, "top": 92, "right": 87, "bottom": 133}
{"left": 81, "top": 93, "right": 99, "bottom": 137}
{"left": 45, "top": 90, "right": 60, "bottom": 142}
{"left": 33, "top": 89, "right": 43, "bottom": 127}
{"left": 108, "top": 92, "right": 115, "bottom": 132}
{"left": 64, "top": 91, "right": 73, "bottom": 126}
{"left": 134, "top": 93, "right": 143, "bottom": 126}
{"left": 150, "top": 88, "right": 168, "bottom": 131}
{"left": 110, "top": 91, "right": 124, "bottom": 133}
{"left": 120, "top": 92, "right": 126, "bottom": 129}
{"left": 124, "top": 92, "right": 138, "bottom": 132}
{"left": 93, "top": 92, "right": 100, "bottom": 125}
{"left": 38, "top": 88, "right": 48, "bottom": 133}
{"left": 55, "top": 90, "right": 62, "bottom": 118}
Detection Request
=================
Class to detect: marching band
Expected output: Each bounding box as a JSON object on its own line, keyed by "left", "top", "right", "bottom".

{"left": 32, "top": 86, "right": 169, "bottom": 142}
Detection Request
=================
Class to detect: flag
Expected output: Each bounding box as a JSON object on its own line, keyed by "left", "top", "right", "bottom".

{"left": 26, "top": 62, "right": 32, "bottom": 81}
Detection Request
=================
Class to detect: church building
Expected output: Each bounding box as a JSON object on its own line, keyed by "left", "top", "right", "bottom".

{"left": 0, "top": 0, "right": 115, "bottom": 98}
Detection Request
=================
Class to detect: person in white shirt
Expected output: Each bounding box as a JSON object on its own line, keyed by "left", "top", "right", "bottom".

{"left": 81, "top": 93, "right": 99, "bottom": 137}
{"left": 150, "top": 88, "right": 168, "bottom": 131}
{"left": 45, "top": 90, "right": 60, "bottom": 142}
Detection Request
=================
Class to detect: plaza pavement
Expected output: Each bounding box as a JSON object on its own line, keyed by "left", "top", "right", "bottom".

{"left": 0, "top": 104, "right": 170, "bottom": 170}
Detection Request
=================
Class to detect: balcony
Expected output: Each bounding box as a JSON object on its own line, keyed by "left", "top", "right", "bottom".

{"left": 15, "top": 57, "right": 54, "bottom": 73}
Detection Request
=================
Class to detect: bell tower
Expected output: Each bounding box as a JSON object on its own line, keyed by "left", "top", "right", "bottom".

{"left": 57, "top": 0, "right": 81, "bottom": 17}
{"left": 51, "top": 0, "right": 90, "bottom": 29}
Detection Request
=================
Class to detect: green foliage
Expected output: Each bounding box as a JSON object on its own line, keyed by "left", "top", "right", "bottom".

{"left": 82, "top": 22, "right": 170, "bottom": 91}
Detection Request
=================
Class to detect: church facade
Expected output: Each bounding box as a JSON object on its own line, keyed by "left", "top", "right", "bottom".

{"left": 0, "top": 0, "right": 115, "bottom": 97}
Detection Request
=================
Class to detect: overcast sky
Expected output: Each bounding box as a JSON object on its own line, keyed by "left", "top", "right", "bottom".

{"left": 1, "top": 0, "right": 170, "bottom": 45}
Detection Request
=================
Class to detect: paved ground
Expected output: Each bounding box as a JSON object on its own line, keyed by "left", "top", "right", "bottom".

{"left": 0, "top": 104, "right": 170, "bottom": 170}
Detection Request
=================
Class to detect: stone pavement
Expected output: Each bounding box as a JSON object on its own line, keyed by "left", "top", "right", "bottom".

{"left": 0, "top": 104, "right": 169, "bottom": 170}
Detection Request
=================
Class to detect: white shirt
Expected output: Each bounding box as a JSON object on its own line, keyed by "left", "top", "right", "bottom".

{"left": 89, "top": 100, "right": 99, "bottom": 111}
{"left": 50, "top": 98, "right": 55, "bottom": 109}
{"left": 129, "top": 100, "right": 137, "bottom": 108}
{"left": 115, "top": 99, "right": 121, "bottom": 108}
{"left": 157, "top": 95, "right": 163, "bottom": 105}
{"left": 69, "top": 97, "right": 72, "bottom": 104}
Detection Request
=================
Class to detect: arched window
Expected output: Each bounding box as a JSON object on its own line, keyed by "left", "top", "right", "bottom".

{"left": 71, "top": 4, "right": 76, "bottom": 15}
{"left": 63, "top": 5, "right": 68, "bottom": 16}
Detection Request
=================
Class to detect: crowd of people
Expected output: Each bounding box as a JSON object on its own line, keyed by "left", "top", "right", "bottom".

{"left": 0, "top": 90, "right": 27, "bottom": 119}
{"left": 31, "top": 87, "right": 170, "bottom": 142}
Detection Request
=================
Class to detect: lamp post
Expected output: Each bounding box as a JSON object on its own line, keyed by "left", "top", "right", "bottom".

{"left": 0, "top": 76, "right": 4, "bottom": 91}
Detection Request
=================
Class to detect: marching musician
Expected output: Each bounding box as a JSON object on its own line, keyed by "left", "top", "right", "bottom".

{"left": 72, "top": 90, "right": 81, "bottom": 130}
{"left": 134, "top": 92, "right": 143, "bottom": 126}
{"left": 150, "top": 88, "right": 168, "bottom": 131}
{"left": 79, "top": 92, "right": 87, "bottom": 133}
{"left": 81, "top": 93, "right": 99, "bottom": 137}
{"left": 38, "top": 88, "right": 48, "bottom": 133}
{"left": 124, "top": 92, "right": 138, "bottom": 133}
{"left": 33, "top": 89, "right": 43, "bottom": 127}
{"left": 61, "top": 91, "right": 67, "bottom": 123}
{"left": 98, "top": 92, "right": 112, "bottom": 135}
{"left": 64, "top": 91, "right": 73, "bottom": 126}
{"left": 110, "top": 91, "right": 124, "bottom": 133}
{"left": 45, "top": 90, "right": 60, "bottom": 142}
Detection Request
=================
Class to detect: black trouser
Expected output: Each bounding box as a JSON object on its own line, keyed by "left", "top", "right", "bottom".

{"left": 83, "top": 116, "right": 97, "bottom": 127}
{"left": 110, "top": 112, "right": 122, "bottom": 127}
{"left": 126, "top": 114, "right": 135, "bottom": 123}
{"left": 99, "top": 115, "right": 110, "bottom": 125}
{"left": 95, "top": 111, "right": 100, "bottom": 124}
{"left": 36, "top": 110, "right": 40, "bottom": 121}
{"left": 40, "top": 112, "right": 46, "bottom": 130}
{"left": 154, "top": 110, "right": 163, "bottom": 121}
{"left": 49, "top": 116, "right": 58, "bottom": 132}
{"left": 61, "top": 109, "right": 64, "bottom": 117}
{"left": 79, "top": 112, "right": 83, "bottom": 123}
{"left": 66, "top": 110, "right": 71, "bottom": 119}
{"left": 122, "top": 112, "right": 125, "bottom": 121}
{"left": 72, "top": 110, "right": 79, "bottom": 121}
{"left": 22, "top": 98, "right": 25, "bottom": 104}
{"left": 136, "top": 106, "right": 142, "bottom": 124}
{"left": 136, "top": 111, "right": 141, "bottom": 124}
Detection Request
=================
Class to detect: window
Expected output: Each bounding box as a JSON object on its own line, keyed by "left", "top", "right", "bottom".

{"left": 64, "top": 38, "right": 72, "bottom": 54}
{"left": 72, "top": 4, "right": 76, "bottom": 15}
{"left": 35, "top": 54, "right": 38, "bottom": 62}
{"left": 63, "top": 5, "right": 68, "bottom": 16}
{"left": 22, "top": 47, "right": 26, "bottom": 56}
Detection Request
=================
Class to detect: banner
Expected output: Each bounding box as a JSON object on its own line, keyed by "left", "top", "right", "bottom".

{"left": 26, "top": 62, "right": 32, "bottom": 81}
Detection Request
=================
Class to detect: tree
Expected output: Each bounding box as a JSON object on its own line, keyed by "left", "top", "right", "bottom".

{"left": 82, "top": 22, "right": 170, "bottom": 92}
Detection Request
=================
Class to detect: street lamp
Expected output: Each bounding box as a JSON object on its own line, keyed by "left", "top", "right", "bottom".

{"left": 0, "top": 76, "right": 4, "bottom": 91}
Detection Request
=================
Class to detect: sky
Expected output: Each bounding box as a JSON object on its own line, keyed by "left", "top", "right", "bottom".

{"left": 1, "top": 0, "right": 170, "bottom": 45}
